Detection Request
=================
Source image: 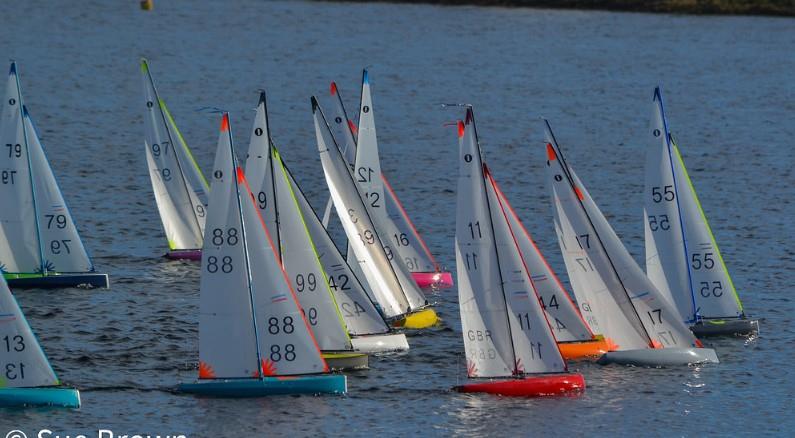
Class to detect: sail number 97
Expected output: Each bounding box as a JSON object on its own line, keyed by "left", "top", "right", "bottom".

{"left": 1, "top": 170, "right": 16, "bottom": 185}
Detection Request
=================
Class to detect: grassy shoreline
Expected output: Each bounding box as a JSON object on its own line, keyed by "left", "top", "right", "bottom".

{"left": 319, "top": 0, "right": 795, "bottom": 17}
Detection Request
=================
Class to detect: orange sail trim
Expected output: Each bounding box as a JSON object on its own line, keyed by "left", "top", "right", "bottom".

{"left": 558, "top": 337, "right": 616, "bottom": 360}
{"left": 330, "top": 81, "right": 338, "bottom": 96}
{"left": 260, "top": 359, "right": 278, "bottom": 376}
{"left": 236, "top": 167, "right": 330, "bottom": 373}
{"left": 198, "top": 361, "right": 216, "bottom": 379}
{"left": 574, "top": 186, "right": 585, "bottom": 201}
{"left": 546, "top": 143, "right": 557, "bottom": 161}
{"left": 458, "top": 120, "right": 465, "bottom": 138}
{"left": 220, "top": 113, "right": 230, "bottom": 132}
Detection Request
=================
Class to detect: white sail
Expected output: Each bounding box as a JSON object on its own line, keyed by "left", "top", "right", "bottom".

{"left": 644, "top": 88, "right": 695, "bottom": 322}
{"left": 545, "top": 121, "right": 701, "bottom": 350}
{"left": 671, "top": 141, "right": 743, "bottom": 319}
{"left": 271, "top": 147, "right": 352, "bottom": 351}
{"left": 23, "top": 109, "right": 93, "bottom": 273}
{"left": 244, "top": 92, "right": 279, "bottom": 250}
{"left": 313, "top": 97, "right": 415, "bottom": 319}
{"left": 456, "top": 110, "right": 566, "bottom": 377}
{"left": 199, "top": 114, "right": 325, "bottom": 379}
{"left": 162, "top": 103, "right": 209, "bottom": 205}
{"left": 0, "top": 64, "right": 43, "bottom": 273}
{"left": 141, "top": 59, "right": 205, "bottom": 251}
{"left": 198, "top": 115, "right": 259, "bottom": 378}
{"left": 352, "top": 70, "right": 437, "bottom": 275}
{"left": 645, "top": 87, "right": 743, "bottom": 321}
{"left": 322, "top": 81, "right": 358, "bottom": 227}
{"left": 486, "top": 167, "right": 594, "bottom": 342}
{"left": 283, "top": 164, "right": 390, "bottom": 336}
{"left": 0, "top": 275, "right": 58, "bottom": 388}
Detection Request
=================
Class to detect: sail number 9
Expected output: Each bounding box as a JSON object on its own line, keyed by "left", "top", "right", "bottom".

{"left": 651, "top": 185, "right": 675, "bottom": 203}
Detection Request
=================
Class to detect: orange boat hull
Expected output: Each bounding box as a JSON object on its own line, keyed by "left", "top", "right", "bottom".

{"left": 558, "top": 337, "right": 615, "bottom": 360}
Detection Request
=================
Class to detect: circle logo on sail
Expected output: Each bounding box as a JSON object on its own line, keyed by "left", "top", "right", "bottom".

{"left": 255, "top": 127, "right": 263, "bottom": 136}
{"left": 214, "top": 170, "right": 223, "bottom": 179}
{"left": 335, "top": 117, "right": 342, "bottom": 124}
{"left": 146, "top": 101, "right": 154, "bottom": 108}
{"left": 464, "top": 154, "right": 472, "bottom": 163}
{"left": 9, "top": 98, "right": 16, "bottom": 106}
{"left": 653, "top": 129, "right": 661, "bottom": 137}
{"left": 363, "top": 106, "right": 370, "bottom": 113}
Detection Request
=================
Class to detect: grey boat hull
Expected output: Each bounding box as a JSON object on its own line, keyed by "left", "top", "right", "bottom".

{"left": 598, "top": 347, "right": 719, "bottom": 367}
{"left": 691, "top": 318, "right": 759, "bottom": 337}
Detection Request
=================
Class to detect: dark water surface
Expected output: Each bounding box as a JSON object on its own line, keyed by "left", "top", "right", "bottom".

{"left": 1, "top": 0, "right": 793, "bottom": 436}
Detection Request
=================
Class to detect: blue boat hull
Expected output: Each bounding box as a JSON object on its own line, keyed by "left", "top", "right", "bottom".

{"left": 177, "top": 375, "right": 347, "bottom": 397}
{"left": 5, "top": 273, "right": 109, "bottom": 289}
{"left": 0, "top": 387, "right": 81, "bottom": 408}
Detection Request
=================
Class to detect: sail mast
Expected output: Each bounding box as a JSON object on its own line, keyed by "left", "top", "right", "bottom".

{"left": 545, "top": 120, "right": 653, "bottom": 345}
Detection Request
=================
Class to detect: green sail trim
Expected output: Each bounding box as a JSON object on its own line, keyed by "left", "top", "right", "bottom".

{"left": 159, "top": 99, "right": 211, "bottom": 192}
{"left": 672, "top": 142, "right": 743, "bottom": 313}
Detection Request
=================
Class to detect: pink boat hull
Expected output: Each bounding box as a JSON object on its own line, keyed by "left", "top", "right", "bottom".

{"left": 165, "top": 249, "right": 202, "bottom": 261}
{"left": 411, "top": 271, "right": 454, "bottom": 289}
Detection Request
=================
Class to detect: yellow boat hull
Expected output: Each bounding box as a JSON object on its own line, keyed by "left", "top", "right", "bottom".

{"left": 392, "top": 308, "right": 439, "bottom": 329}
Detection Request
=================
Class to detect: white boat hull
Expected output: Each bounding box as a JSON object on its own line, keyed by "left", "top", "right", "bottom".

{"left": 598, "top": 347, "right": 719, "bottom": 367}
{"left": 351, "top": 333, "right": 409, "bottom": 353}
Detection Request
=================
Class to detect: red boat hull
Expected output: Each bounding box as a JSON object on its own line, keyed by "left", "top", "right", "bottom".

{"left": 165, "top": 249, "right": 202, "bottom": 261}
{"left": 454, "top": 373, "right": 585, "bottom": 397}
{"left": 411, "top": 271, "right": 454, "bottom": 289}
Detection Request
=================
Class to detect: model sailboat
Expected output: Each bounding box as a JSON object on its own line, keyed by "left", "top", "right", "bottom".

{"left": 453, "top": 108, "right": 584, "bottom": 396}
{"left": 313, "top": 97, "right": 438, "bottom": 330}
{"left": 141, "top": 59, "right": 209, "bottom": 261}
{"left": 0, "top": 273, "right": 80, "bottom": 407}
{"left": 0, "top": 62, "right": 108, "bottom": 289}
{"left": 244, "top": 92, "right": 406, "bottom": 361}
{"left": 322, "top": 72, "right": 452, "bottom": 289}
{"left": 645, "top": 87, "right": 758, "bottom": 336}
{"left": 178, "top": 113, "right": 345, "bottom": 396}
{"left": 545, "top": 119, "right": 718, "bottom": 366}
